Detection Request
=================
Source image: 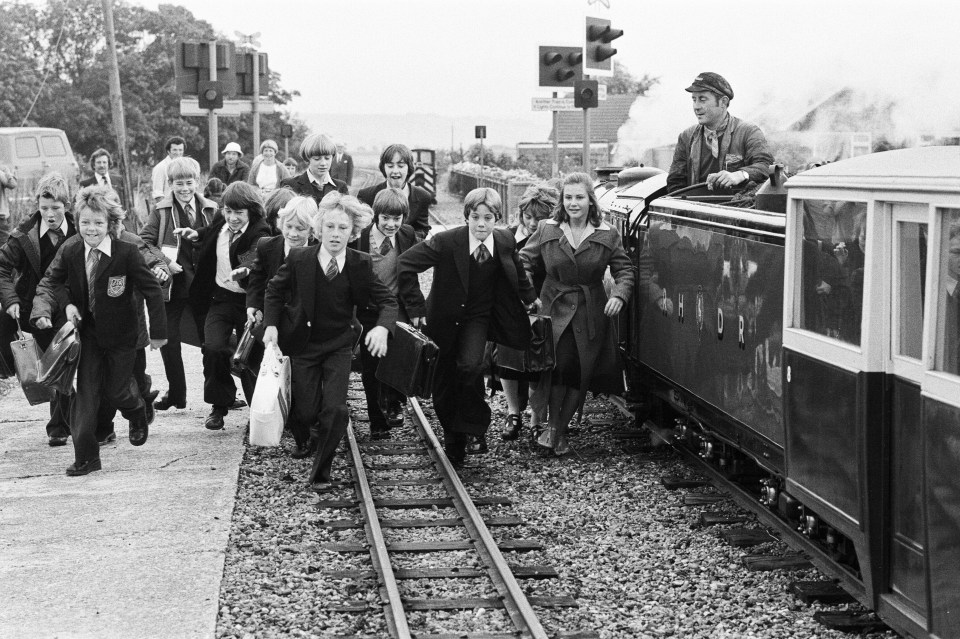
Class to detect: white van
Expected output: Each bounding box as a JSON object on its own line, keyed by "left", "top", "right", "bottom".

{"left": 0, "top": 127, "right": 80, "bottom": 220}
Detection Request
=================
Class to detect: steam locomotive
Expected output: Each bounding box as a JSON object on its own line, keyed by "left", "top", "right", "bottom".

{"left": 606, "top": 147, "right": 960, "bottom": 639}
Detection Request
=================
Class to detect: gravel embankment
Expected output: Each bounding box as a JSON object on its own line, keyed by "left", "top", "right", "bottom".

{"left": 215, "top": 389, "right": 898, "bottom": 639}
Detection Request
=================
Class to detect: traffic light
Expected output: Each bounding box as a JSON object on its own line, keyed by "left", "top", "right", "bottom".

{"left": 198, "top": 81, "right": 224, "bottom": 109}
{"left": 175, "top": 41, "right": 236, "bottom": 97}
{"left": 574, "top": 80, "right": 599, "bottom": 109}
{"left": 584, "top": 17, "right": 623, "bottom": 75}
{"left": 538, "top": 45, "right": 583, "bottom": 88}
{"left": 235, "top": 52, "right": 269, "bottom": 96}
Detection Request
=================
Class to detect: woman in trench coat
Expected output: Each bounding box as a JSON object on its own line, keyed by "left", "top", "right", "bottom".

{"left": 519, "top": 172, "right": 635, "bottom": 455}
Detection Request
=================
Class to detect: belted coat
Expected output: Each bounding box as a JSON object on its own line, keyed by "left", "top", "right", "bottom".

{"left": 519, "top": 219, "right": 635, "bottom": 400}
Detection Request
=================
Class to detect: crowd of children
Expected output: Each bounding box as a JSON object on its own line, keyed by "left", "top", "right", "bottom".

{"left": 1, "top": 132, "right": 635, "bottom": 485}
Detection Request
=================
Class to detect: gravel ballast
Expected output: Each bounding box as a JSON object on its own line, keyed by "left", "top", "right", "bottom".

{"left": 215, "top": 387, "right": 899, "bottom": 639}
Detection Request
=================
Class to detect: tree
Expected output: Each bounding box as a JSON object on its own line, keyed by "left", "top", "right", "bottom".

{"left": 600, "top": 61, "right": 659, "bottom": 96}
{"left": 2, "top": 0, "right": 306, "bottom": 174}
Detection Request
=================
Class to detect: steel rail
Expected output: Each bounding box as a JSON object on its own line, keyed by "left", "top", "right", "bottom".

{"left": 408, "top": 397, "right": 549, "bottom": 639}
{"left": 345, "top": 421, "right": 412, "bottom": 638}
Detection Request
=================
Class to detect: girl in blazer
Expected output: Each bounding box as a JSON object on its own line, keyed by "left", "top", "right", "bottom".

{"left": 520, "top": 172, "right": 635, "bottom": 456}
{"left": 176, "top": 182, "right": 272, "bottom": 431}
{"left": 398, "top": 187, "right": 536, "bottom": 466}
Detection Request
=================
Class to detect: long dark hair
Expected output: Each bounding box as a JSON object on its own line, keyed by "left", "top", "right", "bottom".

{"left": 551, "top": 172, "right": 602, "bottom": 227}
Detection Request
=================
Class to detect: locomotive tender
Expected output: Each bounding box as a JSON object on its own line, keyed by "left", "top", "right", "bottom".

{"left": 608, "top": 147, "right": 960, "bottom": 639}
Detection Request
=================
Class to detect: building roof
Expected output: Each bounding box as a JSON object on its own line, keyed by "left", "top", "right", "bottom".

{"left": 549, "top": 94, "right": 639, "bottom": 144}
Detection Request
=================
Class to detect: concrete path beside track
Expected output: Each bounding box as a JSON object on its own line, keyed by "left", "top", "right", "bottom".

{"left": 0, "top": 348, "right": 244, "bottom": 639}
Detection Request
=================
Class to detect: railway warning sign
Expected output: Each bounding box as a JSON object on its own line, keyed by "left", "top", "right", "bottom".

{"left": 532, "top": 97, "right": 578, "bottom": 112}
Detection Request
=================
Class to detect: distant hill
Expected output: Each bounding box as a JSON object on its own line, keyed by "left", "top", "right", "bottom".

{"left": 296, "top": 112, "right": 549, "bottom": 154}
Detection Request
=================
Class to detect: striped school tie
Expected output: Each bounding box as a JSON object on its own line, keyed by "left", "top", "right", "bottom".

{"left": 325, "top": 258, "right": 339, "bottom": 280}
{"left": 86, "top": 248, "right": 100, "bottom": 315}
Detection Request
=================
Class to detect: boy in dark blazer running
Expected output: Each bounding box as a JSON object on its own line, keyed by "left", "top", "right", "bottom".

{"left": 263, "top": 192, "right": 397, "bottom": 488}
{"left": 398, "top": 187, "right": 536, "bottom": 465}
{"left": 32, "top": 186, "right": 167, "bottom": 476}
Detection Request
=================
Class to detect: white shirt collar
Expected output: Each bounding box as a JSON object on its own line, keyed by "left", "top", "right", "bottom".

{"left": 85, "top": 235, "right": 112, "bottom": 259}
{"left": 514, "top": 225, "right": 530, "bottom": 242}
{"left": 318, "top": 245, "right": 346, "bottom": 273}
{"left": 308, "top": 171, "right": 337, "bottom": 187}
{"left": 468, "top": 233, "right": 495, "bottom": 258}
{"left": 221, "top": 222, "right": 249, "bottom": 238}
{"left": 97, "top": 172, "right": 111, "bottom": 186}
{"left": 371, "top": 225, "right": 394, "bottom": 250}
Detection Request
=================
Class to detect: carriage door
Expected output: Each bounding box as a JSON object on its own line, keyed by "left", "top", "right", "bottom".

{"left": 880, "top": 202, "right": 929, "bottom": 628}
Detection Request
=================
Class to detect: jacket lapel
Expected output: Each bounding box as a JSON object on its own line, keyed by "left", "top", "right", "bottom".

{"left": 453, "top": 227, "right": 470, "bottom": 293}
{"left": 25, "top": 221, "right": 43, "bottom": 277}
{"left": 493, "top": 229, "right": 518, "bottom": 290}
{"left": 298, "top": 245, "right": 320, "bottom": 317}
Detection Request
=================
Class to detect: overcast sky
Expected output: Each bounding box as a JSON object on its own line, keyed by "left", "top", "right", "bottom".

{"left": 130, "top": 0, "right": 960, "bottom": 151}
{"left": 136, "top": 0, "right": 959, "bottom": 115}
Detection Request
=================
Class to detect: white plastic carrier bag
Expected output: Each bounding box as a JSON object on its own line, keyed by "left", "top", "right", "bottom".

{"left": 249, "top": 343, "right": 291, "bottom": 447}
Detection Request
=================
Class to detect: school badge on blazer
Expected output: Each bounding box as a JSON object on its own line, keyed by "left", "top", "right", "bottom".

{"left": 107, "top": 275, "right": 126, "bottom": 297}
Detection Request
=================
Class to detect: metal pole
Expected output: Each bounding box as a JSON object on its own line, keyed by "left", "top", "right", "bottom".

{"left": 284, "top": 136, "right": 289, "bottom": 162}
{"left": 208, "top": 41, "right": 218, "bottom": 170}
{"left": 552, "top": 91, "right": 559, "bottom": 178}
{"left": 252, "top": 51, "right": 260, "bottom": 153}
{"left": 479, "top": 137, "right": 484, "bottom": 189}
{"left": 100, "top": 0, "right": 134, "bottom": 229}
{"left": 582, "top": 107, "right": 591, "bottom": 174}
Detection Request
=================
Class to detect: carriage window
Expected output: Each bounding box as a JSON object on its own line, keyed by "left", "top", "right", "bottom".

{"left": 796, "top": 199, "right": 867, "bottom": 345}
{"left": 897, "top": 221, "right": 926, "bottom": 360}
{"left": 934, "top": 208, "right": 960, "bottom": 376}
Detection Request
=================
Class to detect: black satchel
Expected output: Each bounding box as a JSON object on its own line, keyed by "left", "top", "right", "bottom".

{"left": 375, "top": 322, "right": 439, "bottom": 399}
{"left": 497, "top": 314, "right": 555, "bottom": 372}
{"left": 37, "top": 321, "right": 81, "bottom": 396}
{"left": 231, "top": 319, "right": 258, "bottom": 376}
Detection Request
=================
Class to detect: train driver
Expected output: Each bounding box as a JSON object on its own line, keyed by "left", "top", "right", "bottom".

{"left": 666, "top": 72, "right": 774, "bottom": 194}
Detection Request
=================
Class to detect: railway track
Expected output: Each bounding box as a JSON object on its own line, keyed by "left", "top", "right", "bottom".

{"left": 316, "top": 380, "right": 597, "bottom": 638}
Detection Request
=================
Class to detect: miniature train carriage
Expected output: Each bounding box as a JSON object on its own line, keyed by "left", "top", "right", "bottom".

{"left": 785, "top": 146, "right": 960, "bottom": 639}
{"left": 615, "top": 146, "right": 960, "bottom": 639}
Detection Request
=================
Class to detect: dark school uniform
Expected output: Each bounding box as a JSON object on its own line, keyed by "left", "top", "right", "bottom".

{"left": 278, "top": 172, "right": 348, "bottom": 205}
{"left": 0, "top": 211, "right": 76, "bottom": 438}
{"left": 191, "top": 216, "right": 272, "bottom": 414}
{"left": 357, "top": 181, "right": 433, "bottom": 240}
{"left": 349, "top": 224, "right": 419, "bottom": 434}
{"left": 397, "top": 226, "right": 535, "bottom": 460}
{"left": 140, "top": 193, "right": 217, "bottom": 403}
{"left": 263, "top": 246, "right": 398, "bottom": 483}
{"left": 31, "top": 236, "right": 167, "bottom": 467}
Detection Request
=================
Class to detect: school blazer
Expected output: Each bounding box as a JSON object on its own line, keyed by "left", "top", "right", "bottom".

{"left": 244, "top": 235, "right": 319, "bottom": 312}
{"left": 397, "top": 225, "right": 536, "bottom": 353}
{"left": 31, "top": 237, "right": 167, "bottom": 349}
{"left": 349, "top": 224, "right": 418, "bottom": 327}
{"left": 190, "top": 216, "right": 272, "bottom": 311}
{"left": 357, "top": 182, "right": 433, "bottom": 239}
{"left": 278, "top": 173, "right": 348, "bottom": 205}
{"left": 263, "top": 246, "right": 398, "bottom": 353}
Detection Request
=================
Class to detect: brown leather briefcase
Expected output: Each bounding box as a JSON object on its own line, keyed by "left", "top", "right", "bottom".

{"left": 11, "top": 327, "right": 54, "bottom": 405}
{"left": 37, "top": 321, "right": 80, "bottom": 396}
{"left": 375, "top": 322, "right": 439, "bottom": 399}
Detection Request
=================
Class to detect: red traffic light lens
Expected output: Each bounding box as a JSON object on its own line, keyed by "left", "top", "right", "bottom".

{"left": 204, "top": 88, "right": 218, "bottom": 100}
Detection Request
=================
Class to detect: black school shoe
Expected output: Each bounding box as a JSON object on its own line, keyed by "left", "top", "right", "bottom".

{"left": 204, "top": 408, "right": 227, "bottom": 431}
{"left": 129, "top": 413, "right": 149, "bottom": 446}
{"left": 466, "top": 434, "right": 488, "bottom": 455}
{"left": 66, "top": 458, "right": 102, "bottom": 476}
{"left": 155, "top": 393, "right": 186, "bottom": 411}
{"left": 501, "top": 414, "right": 522, "bottom": 441}
{"left": 48, "top": 436, "right": 69, "bottom": 447}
